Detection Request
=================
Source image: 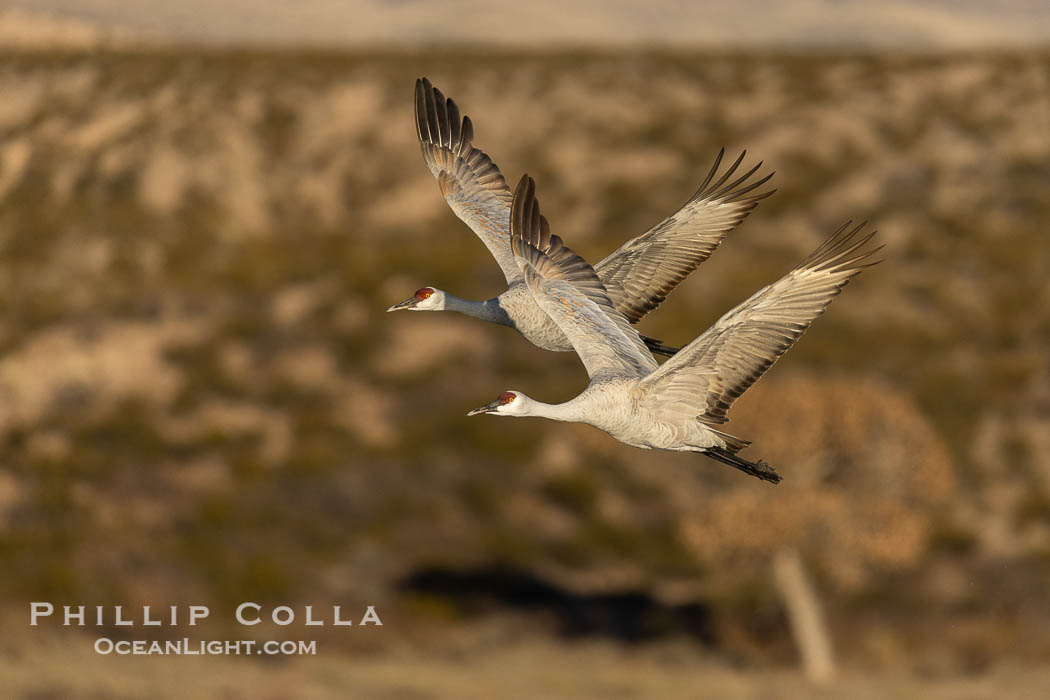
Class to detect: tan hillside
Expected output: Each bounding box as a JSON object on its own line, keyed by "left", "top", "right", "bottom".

{"left": 0, "top": 48, "right": 1048, "bottom": 696}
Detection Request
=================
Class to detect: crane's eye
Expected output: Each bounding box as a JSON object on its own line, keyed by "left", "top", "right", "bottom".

{"left": 415, "top": 288, "right": 434, "bottom": 300}
{"left": 498, "top": 392, "right": 516, "bottom": 405}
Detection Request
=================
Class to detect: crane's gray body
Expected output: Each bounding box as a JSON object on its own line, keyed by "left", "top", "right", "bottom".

{"left": 493, "top": 282, "right": 570, "bottom": 352}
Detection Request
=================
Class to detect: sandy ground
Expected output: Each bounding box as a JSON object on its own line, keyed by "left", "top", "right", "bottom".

{"left": 4, "top": 634, "right": 1050, "bottom": 700}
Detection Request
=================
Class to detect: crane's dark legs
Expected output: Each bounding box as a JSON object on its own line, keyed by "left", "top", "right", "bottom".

{"left": 705, "top": 448, "right": 782, "bottom": 484}
{"left": 641, "top": 335, "right": 680, "bottom": 357}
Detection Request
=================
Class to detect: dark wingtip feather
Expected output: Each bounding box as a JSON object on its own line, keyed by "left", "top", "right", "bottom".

{"left": 511, "top": 173, "right": 554, "bottom": 252}
{"left": 706, "top": 149, "right": 747, "bottom": 194}
{"left": 510, "top": 174, "right": 530, "bottom": 241}
{"left": 415, "top": 78, "right": 470, "bottom": 153}
{"left": 724, "top": 169, "right": 776, "bottom": 201}
{"left": 688, "top": 149, "right": 776, "bottom": 206}
{"left": 446, "top": 97, "right": 461, "bottom": 147}
{"left": 799, "top": 220, "right": 883, "bottom": 275}
{"left": 460, "top": 115, "right": 474, "bottom": 145}
{"left": 693, "top": 147, "right": 726, "bottom": 194}
{"left": 750, "top": 185, "right": 777, "bottom": 202}
{"left": 413, "top": 79, "right": 428, "bottom": 142}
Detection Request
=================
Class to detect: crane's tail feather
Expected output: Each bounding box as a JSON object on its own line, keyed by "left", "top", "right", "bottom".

{"left": 641, "top": 335, "right": 680, "bottom": 357}
{"left": 704, "top": 447, "right": 782, "bottom": 484}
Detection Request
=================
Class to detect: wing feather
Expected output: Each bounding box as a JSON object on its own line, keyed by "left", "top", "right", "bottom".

{"left": 517, "top": 255, "right": 653, "bottom": 381}
{"left": 416, "top": 78, "right": 517, "bottom": 282}
{"left": 595, "top": 148, "right": 775, "bottom": 323}
{"left": 509, "top": 175, "right": 657, "bottom": 379}
{"left": 640, "top": 221, "right": 882, "bottom": 423}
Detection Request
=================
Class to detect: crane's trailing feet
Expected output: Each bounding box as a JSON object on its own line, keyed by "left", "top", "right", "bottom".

{"left": 705, "top": 448, "right": 782, "bottom": 484}
{"left": 642, "top": 337, "right": 680, "bottom": 356}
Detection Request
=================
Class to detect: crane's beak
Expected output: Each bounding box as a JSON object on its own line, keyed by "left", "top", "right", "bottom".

{"left": 467, "top": 399, "right": 501, "bottom": 416}
{"left": 386, "top": 296, "right": 419, "bottom": 312}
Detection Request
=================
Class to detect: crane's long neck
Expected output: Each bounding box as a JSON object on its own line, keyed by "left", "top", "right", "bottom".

{"left": 443, "top": 294, "right": 512, "bottom": 327}
{"left": 523, "top": 397, "right": 587, "bottom": 424}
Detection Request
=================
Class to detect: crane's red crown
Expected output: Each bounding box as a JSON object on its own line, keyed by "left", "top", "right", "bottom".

{"left": 498, "top": 392, "right": 516, "bottom": 405}
{"left": 415, "top": 287, "right": 435, "bottom": 300}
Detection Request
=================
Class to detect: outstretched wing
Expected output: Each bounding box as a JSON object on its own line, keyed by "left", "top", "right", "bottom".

{"left": 640, "top": 221, "right": 882, "bottom": 423}
{"left": 595, "top": 149, "right": 774, "bottom": 323}
{"left": 416, "top": 78, "right": 518, "bottom": 282}
{"left": 509, "top": 175, "right": 657, "bottom": 379}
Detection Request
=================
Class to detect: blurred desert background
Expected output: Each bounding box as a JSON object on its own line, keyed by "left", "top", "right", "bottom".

{"left": 1, "top": 2, "right": 1049, "bottom": 698}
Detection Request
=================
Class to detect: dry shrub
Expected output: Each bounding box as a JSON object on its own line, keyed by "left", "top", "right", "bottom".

{"left": 679, "top": 373, "right": 956, "bottom": 591}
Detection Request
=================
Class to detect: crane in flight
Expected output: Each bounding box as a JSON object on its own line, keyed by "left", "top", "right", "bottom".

{"left": 468, "top": 175, "right": 881, "bottom": 483}
{"left": 387, "top": 78, "right": 774, "bottom": 357}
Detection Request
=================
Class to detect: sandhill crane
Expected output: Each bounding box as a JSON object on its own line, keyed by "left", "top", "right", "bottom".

{"left": 468, "top": 175, "right": 881, "bottom": 483}
{"left": 387, "top": 78, "right": 774, "bottom": 356}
